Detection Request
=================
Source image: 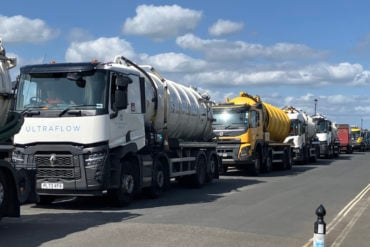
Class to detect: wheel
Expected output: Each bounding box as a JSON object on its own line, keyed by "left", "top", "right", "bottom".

{"left": 303, "top": 147, "right": 309, "bottom": 164}
{"left": 109, "top": 160, "right": 139, "bottom": 207}
{"left": 264, "top": 153, "right": 272, "bottom": 173}
{"left": 36, "top": 195, "right": 55, "bottom": 205}
{"left": 283, "top": 149, "right": 292, "bottom": 170}
{"left": 206, "top": 152, "right": 218, "bottom": 182}
{"left": 17, "top": 169, "right": 32, "bottom": 204}
{"left": 0, "top": 172, "right": 10, "bottom": 214}
{"left": 250, "top": 151, "right": 261, "bottom": 176}
{"left": 189, "top": 151, "right": 207, "bottom": 188}
{"left": 310, "top": 149, "right": 318, "bottom": 163}
{"left": 147, "top": 157, "right": 168, "bottom": 198}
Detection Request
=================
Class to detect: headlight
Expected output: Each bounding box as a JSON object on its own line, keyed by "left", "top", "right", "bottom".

{"left": 12, "top": 151, "right": 25, "bottom": 164}
{"left": 239, "top": 147, "right": 250, "bottom": 158}
{"left": 84, "top": 152, "right": 106, "bottom": 169}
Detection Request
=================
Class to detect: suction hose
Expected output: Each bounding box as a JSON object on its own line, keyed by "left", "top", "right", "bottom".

{"left": 0, "top": 111, "right": 24, "bottom": 142}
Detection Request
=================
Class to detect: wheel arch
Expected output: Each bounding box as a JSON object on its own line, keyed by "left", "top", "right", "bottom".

{"left": 109, "top": 143, "right": 142, "bottom": 189}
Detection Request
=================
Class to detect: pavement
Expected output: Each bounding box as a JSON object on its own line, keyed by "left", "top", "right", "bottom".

{"left": 304, "top": 183, "right": 370, "bottom": 247}
{"left": 330, "top": 191, "right": 370, "bottom": 247}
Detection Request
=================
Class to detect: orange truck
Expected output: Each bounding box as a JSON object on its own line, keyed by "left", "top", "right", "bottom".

{"left": 336, "top": 124, "right": 352, "bottom": 153}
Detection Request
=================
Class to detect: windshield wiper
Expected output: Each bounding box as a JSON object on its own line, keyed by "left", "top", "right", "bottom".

{"left": 58, "top": 104, "right": 97, "bottom": 117}
{"left": 21, "top": 106, "right": 48, "bottom": 116}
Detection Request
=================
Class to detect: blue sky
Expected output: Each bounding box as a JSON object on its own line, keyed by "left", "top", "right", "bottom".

{"left": 2, "top": 0, "right": 370, "bottom": 129}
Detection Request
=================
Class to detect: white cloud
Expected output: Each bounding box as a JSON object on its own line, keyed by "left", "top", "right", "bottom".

{"left": 122, "top": 4, "right": 202, "bottom": 41}
{"left": 139, "top": 52, "right": 206, "bottom": 73}
{"left": 0, "top": 15, "right": 59, "bottom": 44}
{"left": 208, "top": 19, "right": 244, "bottom": 37}
{"left": 176, "top": 34, "right": 326, "bottom": 61}
{"left": 67, "top": 28, "right": 94, "bottom": 42}
{"left": 352, "top": 70, "right": 370, "bottom": 85}
{"left": 355, "top": 106, "right": 370, "bottom": 114}
{"left": 65, "top": 37, "right": 136, "bottom": 62}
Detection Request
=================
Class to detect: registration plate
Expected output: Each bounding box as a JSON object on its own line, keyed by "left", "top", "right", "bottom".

{"left": 41, "top": 182, "right": 64, "bottom": 190}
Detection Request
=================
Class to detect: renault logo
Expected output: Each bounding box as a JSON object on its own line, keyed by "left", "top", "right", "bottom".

{"left": 49, "top": 154, "right": 57, "bottom": 166}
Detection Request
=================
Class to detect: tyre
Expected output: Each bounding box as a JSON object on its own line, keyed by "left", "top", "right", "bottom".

{"left": 147, "top": 157, "right": 168, "bottom": 198}
{"left": 206, "top": 152, "right": 218, "bottom": 182}
{"left": 0, "top": 172, "right": 9, "bottom": 215}
{"left": 249, "top": 152, "right": 261, "bottom": 176}
{"left": 284, "top": 149, "right": 292, "bottom": 170}
{"left": 310, "top": 149, "right": 318, "bottom": 163}
{"left": 109, "top": 160, "right": 139, "bottom": 207}
{"left": 189, "top": 151, "right": 207, "bottom": 188}
{"left": 264, "top": 153, "right": 272, "bottom": 173}
{"left": 17, "top": 169, "right": 32, "bottom": 204}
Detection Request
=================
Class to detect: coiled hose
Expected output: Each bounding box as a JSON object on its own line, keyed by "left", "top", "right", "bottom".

{"left": 0, "top": 111, "right": 24, "bottom": 142}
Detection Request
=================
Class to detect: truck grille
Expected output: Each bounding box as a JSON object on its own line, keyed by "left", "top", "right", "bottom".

{"left": 35, "top": 154, "right": 81, "bottom": 179}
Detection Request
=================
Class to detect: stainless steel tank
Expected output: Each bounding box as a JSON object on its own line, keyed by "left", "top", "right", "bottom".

{"left": 141, "top": 68, "right": 213, "bottom": 141}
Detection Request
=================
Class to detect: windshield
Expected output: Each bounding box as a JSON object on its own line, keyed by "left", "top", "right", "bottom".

{"left": 289, "top": 119, "right": 302, "bottom": 136}
{"left": 212, "top": 106, "right": 249, "bottom": 136}
{"left": 315, "top": 119, "right": 329, "bottom": 133}
{"left": 16, "top": 70, "right": 108, "bottom": 115}
{"left": 351, "top": 131, "right": 361, "bottom": 139}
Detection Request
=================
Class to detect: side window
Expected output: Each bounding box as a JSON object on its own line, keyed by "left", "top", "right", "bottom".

{"left": 110, "top": 73, "right": 117, "bottom": 111}
{"left": 18, "top": 79, "right": 37, "bottom": 107}
{"left": 110, "top": 73, "right": 129, "bottom": 111}
{"left": 127, "top": 75, "right": 142, "bottom": 113}
{"left": 250, "top": 111, "right": 256, "bottom": 128}
{"left": 110, "top": 73, "right": 141, "bottom": 113}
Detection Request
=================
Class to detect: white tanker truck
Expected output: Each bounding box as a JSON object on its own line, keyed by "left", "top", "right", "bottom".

{"left": 311, "top": 113, "right": 340, "bottom": 158}
{"left": 0, "top": 38, "right": 23, "bottom": 220}
{"left": 12, "top": 56, "right": 220, "bottom": 206}
{"left": 283, "top": 106, "right": 320, "bottom": 163}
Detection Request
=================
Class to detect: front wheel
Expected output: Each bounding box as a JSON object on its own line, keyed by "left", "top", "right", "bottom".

{"left": 0, "top": 172, "right": 10, "bottom": 215}
{"left": 250, "top": 152, "right": 261, "bottom": 176}
{"left": 283, "top": 149, "right": 292, "bottom": 170}
{"left": 264, "top": 153, "right": 272, "bottom": 173}
{"left": 109, "top": 160, "right": 139, "bottom": 207}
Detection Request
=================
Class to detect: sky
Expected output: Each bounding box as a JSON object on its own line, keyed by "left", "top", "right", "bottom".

{"left": 1, "top": 0, "right": 370, "bottom": 129}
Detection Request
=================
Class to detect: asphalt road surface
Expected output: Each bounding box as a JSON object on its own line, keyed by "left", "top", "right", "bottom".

{"left": 1, "top": 151, "right": 369, "bottom": 247}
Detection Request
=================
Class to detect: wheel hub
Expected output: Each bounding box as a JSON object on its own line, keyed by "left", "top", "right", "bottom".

{"left": 122, "top": 174, "right": 134, "bottom": 194}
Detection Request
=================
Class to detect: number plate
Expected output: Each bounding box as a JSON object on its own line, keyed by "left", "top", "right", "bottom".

{"left": 41, "top": 182, "right": 64, "bottom": 190}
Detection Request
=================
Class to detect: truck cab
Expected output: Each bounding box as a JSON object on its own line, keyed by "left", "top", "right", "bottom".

{"left": 212, "top": 92, "right": 292, "bottom": 176}
{"left": 312, "top": 115, "right": 340, "bottom": 158}
{"left": 12, "top": 62, "right": 147, "bottom": 204}
{"left": 212, "top": 103, "right": 264, "bottom": 174}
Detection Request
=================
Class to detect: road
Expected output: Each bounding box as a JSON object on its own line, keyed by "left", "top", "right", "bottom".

{"left": 1, "top": 152, "right": 369, "bottom": 247}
